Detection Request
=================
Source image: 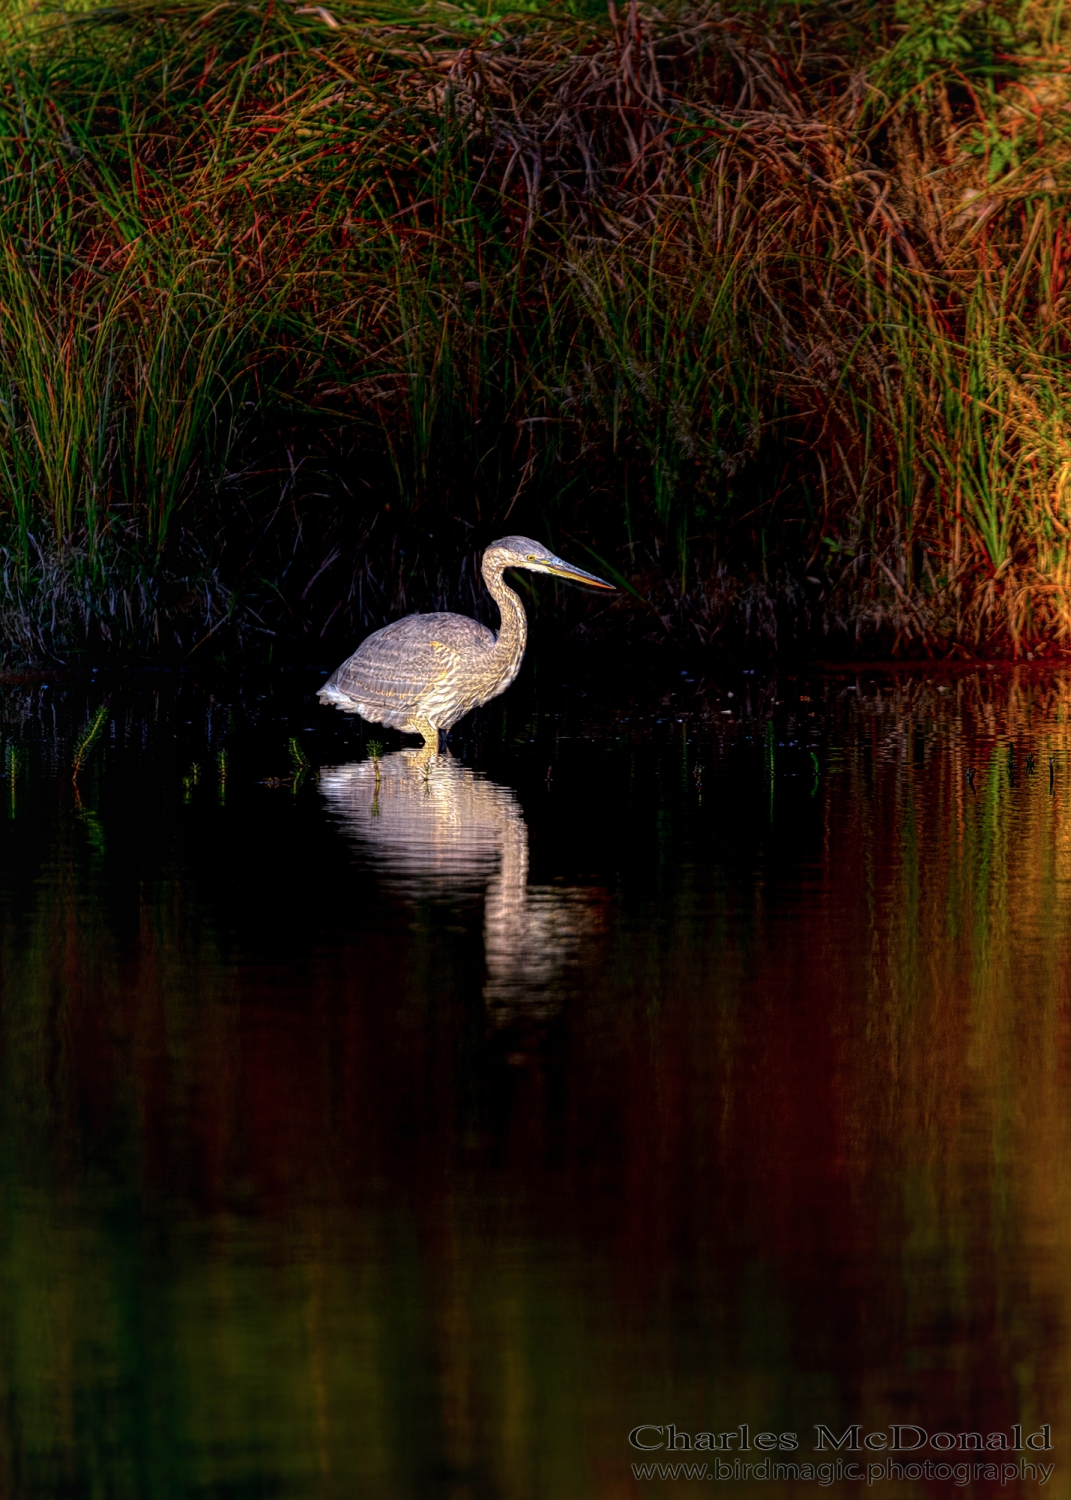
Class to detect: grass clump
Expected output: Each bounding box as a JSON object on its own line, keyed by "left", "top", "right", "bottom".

{"left": 0, "top": 0, "right": 1070, "bottom": 658}
{"left": 72, "top": 703, "right": 108, "bottom": 780}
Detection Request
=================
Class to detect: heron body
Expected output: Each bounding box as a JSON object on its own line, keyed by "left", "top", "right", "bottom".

{"left": 318, "top": 536, "right": 613, "bottom": 748}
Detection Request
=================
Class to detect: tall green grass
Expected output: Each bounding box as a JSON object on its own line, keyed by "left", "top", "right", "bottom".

{"left": 0, "top": 0, "right": 1069, "bottom": 658}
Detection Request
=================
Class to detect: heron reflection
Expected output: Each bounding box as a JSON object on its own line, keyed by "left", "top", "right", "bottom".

{"left": 319, "top": 750, "right": 599, "bottom": 1021}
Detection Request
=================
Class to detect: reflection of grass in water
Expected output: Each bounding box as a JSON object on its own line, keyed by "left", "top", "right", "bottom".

{"left": 288, "top": 737, "right": 310, "bottom": 795}
{"left": 74, "top": 796, "right": 106, "bottom": 858}
{"left": 70, "top": 713, "right": 109, "bottom": 863}
{"left": 0, "top": 672, "right": 1068, "bottom": 1490}
{"left": 366, "top": 739, "right": 384, "bottom": 807}
{"left": 842, "top": 675, "right": 1070, "bottom": 1280}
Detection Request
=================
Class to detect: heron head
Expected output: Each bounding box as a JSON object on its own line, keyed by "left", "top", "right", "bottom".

{"left": 487, "top": 536, "right": 615, "bottom": 590}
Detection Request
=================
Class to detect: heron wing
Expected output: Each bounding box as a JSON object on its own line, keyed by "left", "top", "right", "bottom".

{"left": 324, "top": 612, "right": 496, "bottom": 720}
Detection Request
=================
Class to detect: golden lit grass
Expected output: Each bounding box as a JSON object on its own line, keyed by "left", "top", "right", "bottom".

{"left": 1, "top": 0, "right": 1071, "bottom": 656}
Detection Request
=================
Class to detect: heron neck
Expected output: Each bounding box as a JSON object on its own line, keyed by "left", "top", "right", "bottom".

{"left": 483, "top": 559, "right": 528, "bottom": 672}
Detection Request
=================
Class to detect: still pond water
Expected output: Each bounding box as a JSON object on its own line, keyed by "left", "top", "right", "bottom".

{"left": 0, "top": 661, "right": 1066, "bottom": 1498}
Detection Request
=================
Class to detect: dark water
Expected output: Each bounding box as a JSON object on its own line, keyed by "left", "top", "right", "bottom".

{"left": 0, "top": 663, "right": 1066, "bottom": 1498}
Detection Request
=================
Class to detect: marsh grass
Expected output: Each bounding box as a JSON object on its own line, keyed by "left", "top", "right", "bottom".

{"left": 1, "top": 0, "right": 1071, "bottom": 658}
{"left": 71, "top": 703, "right": 108, "bottom": 780}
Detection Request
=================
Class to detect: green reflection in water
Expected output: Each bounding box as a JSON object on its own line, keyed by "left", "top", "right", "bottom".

{"left": 0, "top": 671, "right": 1066, "bottom": 1497}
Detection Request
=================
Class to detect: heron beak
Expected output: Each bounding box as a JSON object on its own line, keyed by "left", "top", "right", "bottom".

{"left": 543, "top": 557, "right": 616, "bottom": 590}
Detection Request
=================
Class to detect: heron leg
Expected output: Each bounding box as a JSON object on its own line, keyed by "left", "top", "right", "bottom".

{"left": 404, "top": 717, "right": 440, "bottom": 753}
{"left": 408, "top": 742, "right": 438, "bottom": 771}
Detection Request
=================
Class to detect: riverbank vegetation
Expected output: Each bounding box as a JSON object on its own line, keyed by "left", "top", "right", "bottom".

{"left": 0, "top": 0, "right": 1070, "bottom": 660}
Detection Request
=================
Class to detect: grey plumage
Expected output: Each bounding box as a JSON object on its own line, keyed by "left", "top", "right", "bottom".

{"left": 318, "top": 536, "right": 613, "bottom": 749}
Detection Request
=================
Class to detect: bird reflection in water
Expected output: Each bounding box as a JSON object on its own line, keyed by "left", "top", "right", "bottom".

{"left": 319, "top": 750, "right": 600, "bottom": 1021}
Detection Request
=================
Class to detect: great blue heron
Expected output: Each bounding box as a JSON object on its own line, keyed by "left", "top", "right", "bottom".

{"left": 317, "top": 536, "right": 614, "bottom": 748}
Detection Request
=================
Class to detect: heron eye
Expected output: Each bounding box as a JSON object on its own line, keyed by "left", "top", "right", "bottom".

{"left": 526, "top": 554, "right": 537, "bottom": 561}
